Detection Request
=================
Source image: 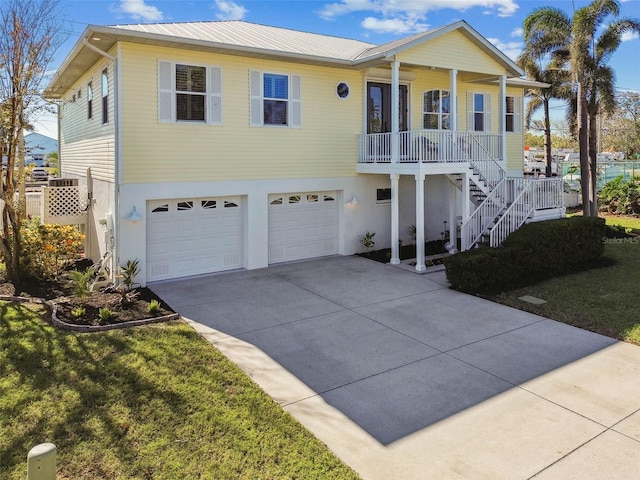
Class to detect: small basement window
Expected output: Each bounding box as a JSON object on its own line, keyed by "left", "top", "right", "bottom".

{"left": 376, "top": 187, "right": 391, "bottom": 204}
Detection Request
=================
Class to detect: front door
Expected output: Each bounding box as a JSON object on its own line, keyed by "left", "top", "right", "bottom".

{"left": 367, "top": 82, "right": 408, "bottom": 134}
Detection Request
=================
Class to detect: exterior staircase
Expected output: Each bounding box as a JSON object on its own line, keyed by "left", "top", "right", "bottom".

{"left": 453, "top": 136, "right": 565, "bottom": 251}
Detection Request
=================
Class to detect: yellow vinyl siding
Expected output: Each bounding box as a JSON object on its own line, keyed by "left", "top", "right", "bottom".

{"left": 505, "top": 87, "right": 524, "bottom": 171}
{"left": 59, "top": 56, "right": 115, "bottom": 183}
{"left": 397, "top": 30, "right": 508, "bottom": 75}
{"left": 119, "top": 43, "right": 363, "bottom": 184}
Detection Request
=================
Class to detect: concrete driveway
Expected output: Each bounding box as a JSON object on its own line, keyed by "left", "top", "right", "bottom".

{"left": 151, "top": 256, "right": 640, "bottom": 479}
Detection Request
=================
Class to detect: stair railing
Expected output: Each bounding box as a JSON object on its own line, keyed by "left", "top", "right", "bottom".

{"left": 489, "top": 178, "right": 532, "bottom": 247}
{"left": 461, "top": 177, "right": 509, "bottom": 251}
{"left": 458, "top": 132, "right": 505, "bottom": 190}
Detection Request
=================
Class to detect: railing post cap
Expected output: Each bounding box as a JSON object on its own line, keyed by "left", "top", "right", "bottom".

{"left": 28, "top": 443, "right": 56, "bottom": 457}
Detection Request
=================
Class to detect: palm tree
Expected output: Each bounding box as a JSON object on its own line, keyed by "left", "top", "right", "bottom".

{"left": 517, "top": 54, "right": 572, "bottom": 177}
{"left": 522, "top": 0, "right": 640, "bottom": 216}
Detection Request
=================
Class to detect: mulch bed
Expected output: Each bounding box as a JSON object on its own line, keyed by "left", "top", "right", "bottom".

{"left": 0, "top": 274, "right": 176, "bottom": 327}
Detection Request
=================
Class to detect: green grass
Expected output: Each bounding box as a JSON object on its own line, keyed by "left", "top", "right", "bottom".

{"left": 0, "top": 305, "right": 360, "bottom": 480}
{"left": 491, "top": 241, "right": 640, "bottom": 346}
{"left": 567, "top": 211, "right": 640, "bottom": 233}
{"left": 603, "top": 215, "right": 640, "bottom": 233}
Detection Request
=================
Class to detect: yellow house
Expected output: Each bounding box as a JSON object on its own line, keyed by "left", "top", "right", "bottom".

{"left": 44, "top": 20, "right": 564, "bottom": 285}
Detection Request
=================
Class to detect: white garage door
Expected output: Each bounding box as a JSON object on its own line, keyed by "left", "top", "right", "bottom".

{"left": 268, "top": 191, "right": 339, "bottom": 264}
{"left": 147, "top": 197, "right": 243, "bottom": 281}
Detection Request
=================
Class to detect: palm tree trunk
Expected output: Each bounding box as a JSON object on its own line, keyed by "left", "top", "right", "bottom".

{"left": 588, "top": 111, "right": 599, "bottom": 215}
{"left": 578, "top": 83, "right": 591, "bottom": 216}
{"left": 544, "top": 100, "right": 553, "bottom": 177}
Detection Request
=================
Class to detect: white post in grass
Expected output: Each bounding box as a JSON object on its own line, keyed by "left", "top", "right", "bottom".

{"left": 27, "top": 443, "right": 56, "bottom": 480}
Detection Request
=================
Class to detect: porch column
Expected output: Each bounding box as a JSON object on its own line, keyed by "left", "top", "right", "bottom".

{"left": 391, "top": 60, "right": 400, "bottom": 163}
{"left": 390, "top": 173, "right": 400, "bottom": 264}
{"left": 499, "top": 75, "right": 506, "bottom": 162}
{"left": 449, "top": 181, "right": 457, "bottom": 251}
{"left": 449, "top": 69, "right": 458, "bottom": 130}
{"left": 415, "top": 173, "right": 426, "bottom": 272}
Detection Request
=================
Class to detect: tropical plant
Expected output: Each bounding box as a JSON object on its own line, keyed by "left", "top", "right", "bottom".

{"left": 98, "top": 307, "right": 116, "bottom": 322}
{"left": 360, "top": 232, "right": 376, "bottom": 251}
{"left": 522, "top": 0, "right": 640, "bottom": 216}
{"left": 70, "top": 306, "right": 86, "bottom": 318}
{"left": 118, "top": 259, "right": 140, "bottom": 290}
{"left": 147, "top": 299, "right": 161, "bottom": 315}
{"left": 68, "top": 268, "right": 93, "bottom": 300}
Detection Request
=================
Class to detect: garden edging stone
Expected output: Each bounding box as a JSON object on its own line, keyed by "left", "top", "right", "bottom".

{"left": 0, "top": 294, "right": 181, "bottom": 332}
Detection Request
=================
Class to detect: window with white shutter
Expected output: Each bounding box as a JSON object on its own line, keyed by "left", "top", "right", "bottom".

{"left": 249, "top": 70, "right": 301, "bottom": 128}
{"left": 505, "top": 96, "right": 522, "bottom": 133}
{"left": 158, "top": 61, "right": 222, "bottom": 125}
{"left": 467, "top": 92, "right": 492, "bottom": 132}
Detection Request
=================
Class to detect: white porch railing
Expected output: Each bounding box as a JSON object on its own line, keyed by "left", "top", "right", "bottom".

{"left": 357, "top": 130, "right": 502, "bottom": 165}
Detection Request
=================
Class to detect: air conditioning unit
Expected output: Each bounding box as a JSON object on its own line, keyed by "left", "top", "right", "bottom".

{"left": 48, "top": 178, "right": 78, "bottom": 187}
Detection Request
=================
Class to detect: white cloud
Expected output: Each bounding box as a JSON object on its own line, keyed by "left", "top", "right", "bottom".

{"left": 511, "top": 27, "right": 523, "bottom": 37}
{"left": 319, "top": 0, "right": 518, "bottom": 20}
{"left": 117, "top": 0, "right": 163, "bottom": 22}
{"left": 487, "top": 37, "right": 523, "bottom": 61}
{"left": 621, "top": 31, "right": 639, "bottom": 42}
{"left": 361, "top": 16, "right": 427, "bottom": 35}
{"left": 318, "top": 0, "right": 518, "bottom": 35}
{"left": 213, "top": 0, "right": 247, "bottom": 21}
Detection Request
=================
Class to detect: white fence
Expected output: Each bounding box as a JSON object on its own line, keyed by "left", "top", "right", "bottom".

{"left": 0, "top": 187, "right": 86, "bottom": 229}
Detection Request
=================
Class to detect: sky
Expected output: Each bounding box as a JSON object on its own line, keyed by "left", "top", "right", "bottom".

{"left": 32, "top": 0, "right": 640, "bottom": 138}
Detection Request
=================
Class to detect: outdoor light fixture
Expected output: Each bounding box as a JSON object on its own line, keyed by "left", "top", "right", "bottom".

{"left": 127, "top": 206, "right": 141, "bottom": 222}
{"left": 347, "top": 194, "right": 359, "bottom": 205}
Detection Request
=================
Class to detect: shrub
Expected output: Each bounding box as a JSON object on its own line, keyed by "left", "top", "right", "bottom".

{"left": 20, "top": 219, "right": 84, "bottom": 280}
{"left": 599, "top": 175, "right": 640, "bottom": 215}
{"left": 445, "top": 216, "right": 607, "bottom": 293}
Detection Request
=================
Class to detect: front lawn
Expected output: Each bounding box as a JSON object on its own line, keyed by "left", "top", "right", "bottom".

{"left": 491, "top": 240, "right": 640, "bottom": 346}
{"left": 0, "top": 304, "right": 359, "bottom": 479}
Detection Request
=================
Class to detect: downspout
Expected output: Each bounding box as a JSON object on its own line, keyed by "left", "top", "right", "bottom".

{"left": 83, "top": 37, "right": 121, "bottom": 272}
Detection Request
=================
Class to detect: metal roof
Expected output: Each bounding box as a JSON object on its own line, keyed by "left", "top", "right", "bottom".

{"left": 45, "top": 20, "right": 528, "bottom": 98}
{"left": 110, "top": 21, "right": 376, "bottom": 61}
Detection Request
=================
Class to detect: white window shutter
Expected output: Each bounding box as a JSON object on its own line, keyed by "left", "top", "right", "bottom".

{"left": 484, "top": 93, "right": 492, "bottom": 132}
{"left": 208, "top": 66, "right": 222, "bottom": 125}
{"left": 249, "top": 70, "right": 262, "bottom": 126}
{"left": 158, "top": 61, "right": 173, "bottom": 123}
{"left": 514, "top": 96, "right": 522, "bottom": 134}
{"left": 290, "top": 75, "right": 301, "bottom": 128}
{"left": 467, "top": 92, "right": 474, "bottom": 131}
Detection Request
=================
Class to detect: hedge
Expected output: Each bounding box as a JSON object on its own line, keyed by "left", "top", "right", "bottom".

{"left": 444, "top": 216, "right": 607, "bottom": 293}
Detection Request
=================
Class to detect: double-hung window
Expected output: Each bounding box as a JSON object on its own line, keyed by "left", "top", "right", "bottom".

{"left": 423, "top": 89, "right": 450, "bottom": 130}
{"left": 158, "top": 61, "right": 222, "bottom": 124}
{"left": 467, "top": 92, "right": 491, "bottom": 132}
{"left": 102, "top": 69, "right": 109, "bottom": 124}
{"left": 250, "top": 71, "right": 301, "bottom": 127}
{"left": 505, "top": 96, "right": 522, "bottom": 133}
{"left": 87, "top": 82, "right": 93, "bottom": 120}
